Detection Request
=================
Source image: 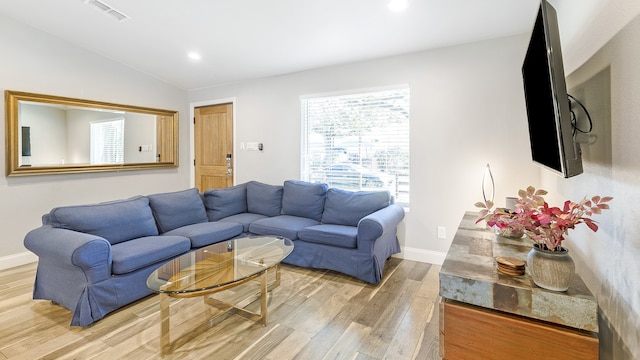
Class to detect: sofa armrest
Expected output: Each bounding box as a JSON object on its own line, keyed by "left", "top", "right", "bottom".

{"left": 24, "top": 225, "right": 112, "bottom": 284}
{"left": 357, "top": 204, "right": 405, "bottom": 248}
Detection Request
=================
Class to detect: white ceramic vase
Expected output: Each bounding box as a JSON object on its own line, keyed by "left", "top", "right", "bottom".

{"left": 526, "top": 244, "right": 575, "bottom": 292}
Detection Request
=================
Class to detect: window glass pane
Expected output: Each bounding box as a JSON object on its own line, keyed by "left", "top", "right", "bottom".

{"left": 90, "top": 118, "right": 124, "bottom": 164}
{"left": 302, "top": 87, "right": 410, "bottom": 206}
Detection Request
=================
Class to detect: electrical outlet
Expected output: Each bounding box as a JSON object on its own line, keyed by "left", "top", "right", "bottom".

{"left": 437, "top": 226, "right": 446, "bottom": 239}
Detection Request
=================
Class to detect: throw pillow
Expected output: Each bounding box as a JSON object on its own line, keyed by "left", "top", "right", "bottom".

{"left": 203, "top": 183, "right": 248, "bottom": 221}
{"left": 246, "top": 181, "right": 283, "bottom": 217}
{"left": 48, "top": 196, "right": 158, "bottom": 245}
{"left": 321, "top": 188, "right": 391, "bottom": 227}
{"left": 281, "top": 180, "right": 328, "bottom": 221}
{"left": 147, "top": 188, "right": 208, "bottom": 233}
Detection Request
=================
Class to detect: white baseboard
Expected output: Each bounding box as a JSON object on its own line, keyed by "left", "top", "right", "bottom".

{"left": 394, "top": 246, "right": 446, "bottom": 265}
{"left": 0, "top": 252, "right": 37, "bottom": 271}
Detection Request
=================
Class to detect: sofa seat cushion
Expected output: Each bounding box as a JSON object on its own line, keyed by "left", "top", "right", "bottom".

{"left": 281, "top": 180, "right": 328, "bottom": 221}
{"left": 246, "top": 181, "right": 283, "bottom": 217}
{"left": 321, "top": 188, "right": 391, "bottom": 227}
{"left": 48, "top": 196, "right": 158, "bottom": 245}
{"left": 203, "top": 183, "right": 248, "bottom": 221}
{"left": 249, "top": 215, "right": 320, "bottom": 240}
{"left": 163, "top": 222, "right": 243, "bottom": 248}
{"left": 111, "top": 235, "right": 191, "bottom": 275}
{"left": 218, "top": 213, "right": 267, "bottom": 232}
{"left": 298, "top": 224, "right": 358, "bottom": 249}
{"left": 148, "top": 188, "right": 209, "bottom": 233}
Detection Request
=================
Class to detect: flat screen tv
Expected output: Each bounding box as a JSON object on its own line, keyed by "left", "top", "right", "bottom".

{"left": 522, "top": 0, "right": 583, "bottom": 178}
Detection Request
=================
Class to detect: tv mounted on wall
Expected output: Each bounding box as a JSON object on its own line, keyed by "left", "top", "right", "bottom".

{"left": 522, "top": 0, "right": 583, "bottom": 178}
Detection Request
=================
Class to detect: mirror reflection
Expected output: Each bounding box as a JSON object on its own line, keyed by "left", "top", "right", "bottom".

{"left": 6, "top": 90, "right": 178, "bottom": 176}
{"left": 20, "top": 101, "right": 160, "bottom": 166}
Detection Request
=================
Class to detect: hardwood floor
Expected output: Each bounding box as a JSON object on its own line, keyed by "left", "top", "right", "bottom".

{"left": 0, "top": 258, "right": 441, "bottom": 360}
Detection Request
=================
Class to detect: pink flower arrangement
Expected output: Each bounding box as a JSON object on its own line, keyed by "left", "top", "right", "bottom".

{"left": 475, "top": 186, "right": 612, "bottom": 251}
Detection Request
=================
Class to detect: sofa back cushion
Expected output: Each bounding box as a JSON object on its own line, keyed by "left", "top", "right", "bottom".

{"left": 281, "top": 180, "right": 328, "bottom": 221}
{"left": 148, "top": 188, "right": 208, "bottom": 233}
{"left": 48, "top": 196, "right": 159, "bottom": 245}
{"left": 246, "top": 181, "right": 283, "bottom": 217}
{"left": 321, "top": 188, "right": 391, "bottom": 227}
{"left": 203, "top": 183, "right": 248, "bottom": 221}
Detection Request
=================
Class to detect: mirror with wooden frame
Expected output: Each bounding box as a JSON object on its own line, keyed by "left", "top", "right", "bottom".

{"left": 5, "top": 90, "right": 178, "bottom": 176}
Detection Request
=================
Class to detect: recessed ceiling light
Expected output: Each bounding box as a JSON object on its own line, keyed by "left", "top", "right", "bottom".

{"left": 188, "top": 52, "right": 201, "bottom": 60}
{"left": 387, "top": 0, "right": 409, "bottom": 12}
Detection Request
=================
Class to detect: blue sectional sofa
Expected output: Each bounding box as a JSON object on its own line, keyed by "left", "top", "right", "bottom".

{"left": 24, "top": 180, "right": 405, "bottom": 326}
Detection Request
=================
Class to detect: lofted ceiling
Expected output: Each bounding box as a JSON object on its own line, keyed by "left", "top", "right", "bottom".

{"left": 0, "top": 0, "right": 600, "bottom": 91}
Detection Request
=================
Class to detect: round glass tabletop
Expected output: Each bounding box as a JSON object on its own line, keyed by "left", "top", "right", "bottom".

{"left": 146, "top": 236, "right": 294, "bottom": 295}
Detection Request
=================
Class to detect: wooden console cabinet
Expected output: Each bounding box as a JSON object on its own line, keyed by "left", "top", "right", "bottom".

{"left": 439, "top": 212, "right": 599, "bottom": 359}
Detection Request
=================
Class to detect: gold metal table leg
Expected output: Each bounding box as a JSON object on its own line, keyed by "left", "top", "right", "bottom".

{"left": 160, "top": 293, "right": 170, "bottom": 355}
{"left": 158, "top": 265, "right": 284, "bottom": 355}
{"left": 260, "top": 269, "right": 267, "bottom": 325}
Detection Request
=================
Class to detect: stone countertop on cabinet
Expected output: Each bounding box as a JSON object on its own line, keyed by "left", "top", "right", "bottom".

{"left": 439, "top": 211, "right": 599, "bottom": 333}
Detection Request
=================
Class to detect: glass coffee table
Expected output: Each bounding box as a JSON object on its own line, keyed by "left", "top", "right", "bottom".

{"left": 146, "top": 235, "right": 294, "bottom": 354}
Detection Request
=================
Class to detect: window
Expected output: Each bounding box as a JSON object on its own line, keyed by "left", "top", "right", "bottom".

{"left": 301, "top": 86, "right": 410, "bottom": 206}
{"left": 90, "top": 118, "right": 124, "bottom": 164}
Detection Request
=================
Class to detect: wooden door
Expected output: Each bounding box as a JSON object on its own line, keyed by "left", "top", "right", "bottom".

{"left": 156, "top": 115, "right": 174, "bottom": 163}
{"left": 194, "top": 103, "right": 234, "bottom": 192}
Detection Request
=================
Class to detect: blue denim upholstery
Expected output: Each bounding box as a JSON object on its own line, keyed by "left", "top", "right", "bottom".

{"left": 249, "top": 215, "right": 320, "bottom": 240}
{"left": 111, "top": 236, "right": 191, "bottom": 275}
{"left": 48, "top": 196, "right": 158, "bottom": 245}
{"left": 24, "top": 181, "right": 404, "bottom": 327}
{"left": 246, "top": 181, "right": 283, "bottom": 216}
{"left": 203, "top": 183, "right": 248, "bottom": 221}
{"left": 321, "top": 188, "right": 391, "bottom": 226}
{"left": 285, "top": 204, "right": 404, "bottom": 284}
{"left": 217, "top": 212, "right": 267, "bottom": 232}
{"left": 148, "top": 188, "right": 208, "bottom": 233}
{"left": 281, "top": 180, "right": 328, "bottom": 221}
{"left": 163, "top": 222, "right": 243, "bottom": 248}
{"left": 298, "top": 224, "right": 358, "bottom": 248}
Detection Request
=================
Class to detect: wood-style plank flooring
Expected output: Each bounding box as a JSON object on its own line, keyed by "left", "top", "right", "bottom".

{"left": 0, "top": 258, "right": 441, "bottom": 360}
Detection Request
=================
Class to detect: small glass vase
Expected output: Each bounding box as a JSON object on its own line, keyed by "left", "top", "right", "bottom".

{"left": 526, "top": 244, "right": 575, "bottom": 292}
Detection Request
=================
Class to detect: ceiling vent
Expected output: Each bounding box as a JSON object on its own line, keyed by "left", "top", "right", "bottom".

{"left": 84, "top": 0, "right": 130, "bottom": 22}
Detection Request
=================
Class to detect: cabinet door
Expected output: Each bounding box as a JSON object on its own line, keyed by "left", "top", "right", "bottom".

{"left": 440, "top": 299, "right": 598, "bottom": 360}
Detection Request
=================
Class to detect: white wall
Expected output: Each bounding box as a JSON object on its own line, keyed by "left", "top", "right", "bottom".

{"left": 542, "top": 11, "right": 640, "bottom": 359}
{"left": 553, "top": 0, "right": 640, "bottom": 75}
{"left": 0, "top": 15, "right": 190, "bottom": 268}
{"left": 20, "top": 105, "right": 67, "bottom": 165}
{"left": 123, "top": 112, "right": 157, "bottom": 163}
{"left": 188, "top": 34, "right": 541, "bottom": 264}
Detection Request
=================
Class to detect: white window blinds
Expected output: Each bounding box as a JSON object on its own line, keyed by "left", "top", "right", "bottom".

{"left": 301, "top": 86, "right": 410, "bottom": 206}
{"left": 90, "top": 118, "right": 124, "bottom": 164}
